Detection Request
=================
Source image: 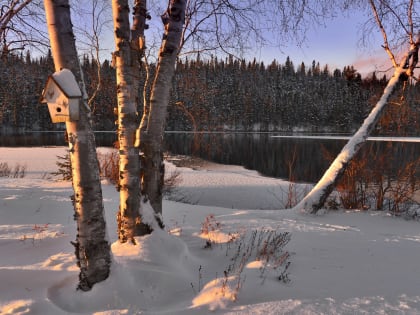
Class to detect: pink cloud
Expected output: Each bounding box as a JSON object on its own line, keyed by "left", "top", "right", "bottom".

{"left": 352, "top": 54, "right": 393, "bottom": 77}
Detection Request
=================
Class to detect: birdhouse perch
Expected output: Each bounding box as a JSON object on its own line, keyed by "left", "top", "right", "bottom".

{"left": 40, "top": 69, "right": 82, "bottom": 123}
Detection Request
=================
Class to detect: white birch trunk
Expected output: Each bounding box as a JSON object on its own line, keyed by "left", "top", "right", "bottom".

{"left": 44, "top": 0, "right": 110, "bottom": 291}
{"left": 141, "top": 0, "right": 186, "bottom": 217}
{"left": 112, "top": 0, "right": 148, "bottom": 242}
{"left": 294, "top": 52, "right": 413, "bottom": 214}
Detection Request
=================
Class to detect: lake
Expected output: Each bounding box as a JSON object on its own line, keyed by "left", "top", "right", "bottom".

{"left": 165, "top": 132, "right": 420, "bottom": 183}
{"left": 1, "top": 131, "right": 419, "bottom": 183}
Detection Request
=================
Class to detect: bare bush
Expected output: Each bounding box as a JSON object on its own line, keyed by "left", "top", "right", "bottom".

{"left": 336, "top": 156, "right": 369, "bottom": 210}
{"left": 13, "top": 164, "right": 26, "bottom": 178}
{"left": 97, "top": 149, "right": 182, "bottom": 193}
{"left": 333, "top": 144, "right": 420, "bottom": 217}
{"left": 0, "top": 162, "right": 11, "bottom": 177}
{"left": 97, "top": 150, "right": 119, "bottom": 184}
{"left": 198, "top": 213, "right": 291, "bottom": 299}
{"left": 201, "top": 214, "right": 221, "bottom": 235}
{"left": 0, "top": 162, "right": 26, "bottom": 178}
{"left": 224, "top": 229, "right": 291, "bottom": 297}
{"left": 52, "top": 148, "right": 182, "bottom": 197}
{"left": 163, "top": 168, "right": 182, "bottom": 196}
{"left": 200, "top": 214, "right": 222, "bottom": 248}
{"left": 385, "top": 159, "right": 420, "bottom": 215}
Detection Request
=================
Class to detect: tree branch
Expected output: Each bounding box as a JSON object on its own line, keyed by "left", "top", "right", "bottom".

{"left": 369, "top": 0, "right": 398, "bottom": 68}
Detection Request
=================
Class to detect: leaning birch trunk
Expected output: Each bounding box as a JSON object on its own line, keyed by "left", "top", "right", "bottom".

{"left": 44, "top": 0, "right": 110, "bottom": 291}
{"left": 294, "top": 52, "right": 413, "bottom": 214}
{"left": 112, "top": 0, "right": 149, "bottom": 242}
{"left": 140, "top": 0, "right": 186, "bottom": 217}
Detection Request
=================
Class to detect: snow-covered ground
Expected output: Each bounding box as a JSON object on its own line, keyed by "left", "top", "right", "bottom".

{"left": 0, "top": 147, "right": 419, "bottom": 315}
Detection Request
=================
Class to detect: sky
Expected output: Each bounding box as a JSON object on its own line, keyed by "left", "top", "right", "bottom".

{"left": 80, "top": 3, "right": 392, "bottom": 78}
{"left": 256, "top": 13, "right": 390, "bottom": 77}
{"left": 17, "top": 1, "right": 407, "bottom": 78}
{"left": 61, "top": 3, "right": 393, "bottom": 78}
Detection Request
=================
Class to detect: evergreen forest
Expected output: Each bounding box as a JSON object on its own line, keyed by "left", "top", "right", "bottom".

{"left": 0, "top": 51, "right": 419, "bottom": 136}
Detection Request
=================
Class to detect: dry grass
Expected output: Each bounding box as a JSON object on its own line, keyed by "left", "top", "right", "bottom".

{"left": 97, "top": 150, "right": 119, "bottom": 184}
{"left": 0, "top": 162, "right": 26, "bottom": 178}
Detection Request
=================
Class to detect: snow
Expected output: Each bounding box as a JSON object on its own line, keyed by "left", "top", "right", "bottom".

{"left": 51, "top": 69, "right": 82, "bottom": 98}
{"left": 166, "top": 160, "right": 311, "bottom": 210}
{"left": 0, "top": 147, "right": 419, "bottom": 314}
{"left": 294, "top": 68, "right": 404, "bottom": 213}
{"left": 271, "top": 135, "right": 420, "bottom": 143}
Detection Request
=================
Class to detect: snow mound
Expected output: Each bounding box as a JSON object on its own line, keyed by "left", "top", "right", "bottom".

{"left": 1, "top": 148, "right": 420, "bottom": 314}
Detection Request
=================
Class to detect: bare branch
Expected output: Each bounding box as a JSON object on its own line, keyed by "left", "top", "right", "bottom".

{"left": 380, "top": 0, "right": 410, "bottom": 37}
{"left": 408, "top": 0, "right": 414, "bottom": 44}
{"left": 0, "top": 0, "right": 33, "bottom": 38}
{"left": 86, "top": 0, "right": 105, "bottom": 110}
{"left": 139, "top": 53, "right": 151, "bottom": 132}
{"left": 0, "top": 0, "right": 46, "bottom": 56}
{"left": 173, "top": 0, "right": 338, "bottom": 59}
{"left": 369, "top": 0, "right": 398, "bottom": 67}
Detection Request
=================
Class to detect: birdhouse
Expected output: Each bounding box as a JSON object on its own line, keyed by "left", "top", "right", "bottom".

{"left": 40, "top": 68, "right": 81, "bottom": 123}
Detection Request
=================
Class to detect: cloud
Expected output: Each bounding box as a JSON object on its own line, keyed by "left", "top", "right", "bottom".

{"left": 351, "top": 54, "right": 393, "bottom": 77}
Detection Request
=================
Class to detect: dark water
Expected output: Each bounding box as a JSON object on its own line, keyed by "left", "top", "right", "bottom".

{"left": 1, "top": 131, "right": 418, "bottom": 183}
{"left": 0, "top": 131, "right": 117, "bottom": 147}
{"left": 164, "top": 133, "right": 420, "bottom": 183}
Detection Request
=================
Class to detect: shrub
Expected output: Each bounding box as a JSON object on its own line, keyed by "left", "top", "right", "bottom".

{"left": 97, "top": 149, "right": 182, "bottom": 194}
{"left": 0, "top": 162, "right": 26, "bottom": 178}
{"left": 52, "top": 150, "right": 118, "bottom": 183}
{"left": 201, "top": 214, "right": 221, "bottom": 235}
{"left": 51, "top": 152, "right": 72, "bottom": 181}
{"left": 332, "top": 143, "right": 420, "bottom": 216}
{"left": 223, "top": 229, "right": 291, "bottom": 299}
{"left": 163, "top": 168, "right": 182, "bottom": 196}
{"left": 13, "top": 164, "right": 26, "bottom": 178}
{"left": 52, "top": 148, "right": 182, "bottom": 195}
{"left": 97, "top": 150, "right": 119, "bottom": 184}
{"left": 198, "top": 213, "right": 292, "bottom": 300}
{"left": 0, "top": 162, "right": 11, "bottom": 177}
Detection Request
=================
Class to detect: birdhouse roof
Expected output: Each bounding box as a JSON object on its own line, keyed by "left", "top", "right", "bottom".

{"left": 42, "top": 69, "right": 82, "bottom": 100}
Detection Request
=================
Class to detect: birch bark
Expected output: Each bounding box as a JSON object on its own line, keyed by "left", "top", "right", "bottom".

{"left": 140, "top": 0, "right": 186, "bottom": 217}
{"left": 44, "top": 0, "right": 110, "bottom": 291}
{"left": 112, "top": 0, "right": 141, "bottom": 242}
{"left": 294, "top": 1, "right": 419, "bottom": 214}
{"left": 294, "top": 50, "right": 416, "bottom": 214}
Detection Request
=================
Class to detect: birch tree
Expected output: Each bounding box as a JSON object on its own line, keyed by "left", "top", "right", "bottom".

{"left": 294, "top": 0, "right": 419, "bottom": 214}
{"left": 116, "top": 0, "right": 359, "bottom": 233}
{"left": 140, "top": 0, "right": 186, "bottom": 218}
{"left": 139, "top": 0, "right": 336, "bottom": 221}
{"left": 44, "top": 0, "right": 111, "bottom": 291}
{"left": 110, "top": 0, "right": 186, "bottom": 239}
{"left": 112, "top": 0, "right": 150, "bottom": 242}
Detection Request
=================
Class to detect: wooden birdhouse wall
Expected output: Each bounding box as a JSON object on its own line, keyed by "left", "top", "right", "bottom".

{"left": 41, "top": 69, "right": 81, "bottom": 123}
